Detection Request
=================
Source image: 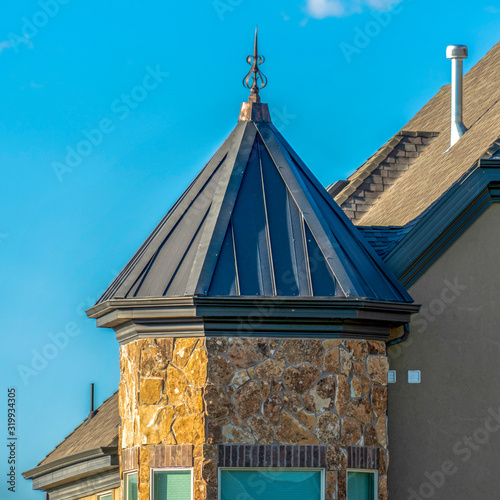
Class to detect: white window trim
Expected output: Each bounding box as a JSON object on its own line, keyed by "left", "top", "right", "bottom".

{"left": 97, "top": 491, "right": 113, "bottom": 500}
{"left": 346, "top": 469, "right": 378, "bottom": 500}
{"left": 123, "top": 470, "right": 138, "bottom": 500}
{"left": 150, "top": 467, "right": 194, "bottom": 500}
{"left": 218, "top": 467, "right": 325, "bottom": 500}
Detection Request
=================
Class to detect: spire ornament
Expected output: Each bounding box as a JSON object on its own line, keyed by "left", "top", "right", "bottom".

{"left": 242, "top": 27, "right": 267, "bottom": 103}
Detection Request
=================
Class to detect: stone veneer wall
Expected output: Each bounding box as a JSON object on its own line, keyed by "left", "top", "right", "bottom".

{"left": 119, "top": 337, "right": 389, "bottom": 500}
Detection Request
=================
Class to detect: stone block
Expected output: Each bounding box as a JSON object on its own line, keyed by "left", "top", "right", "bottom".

{"left": 208, "top": 356, "right": 235, "bottom": 386}
{"left": 367, "top": 356, "right": 388, "bottom": 385}
{"left": 173, "top": 339, "right": 198, "bottom": 368}
{"left": 340, "top": 417, "right": 362, "bottom": 446}
{"left": 339, "top": 349, "right": 353, "bottom": 376}
{"left": 140, "top": 378, "right": 163, "bottom": 405}
{"left": 255, "top": 358, "right": 286, "bottom": 379}
{"left": 316, "top": 413, "right": 340, "bottom": 443}
{"left": 275, "top": 411, "right": 319, "bottom": 444}
{"left": 222, "top": 424, "right": 254, "bottom": 443}
{"left": 227, "top": 338, "right": 269, "bottom": 368}
{"left": 173, "top": 414, "right": 205, "bottom": 445}
{"left": 335, "top": 375, "right": 349, "bottom": 416}
{"left": 204, "top": 386, "right": 232, "bottom": 419}
{"left": 347, "top": 396, "right": 371, "bottom": 424}
{"left": 276, "top": 339, "right": 323, "bottom": 367}
{"left": 233, "top": 381, "right": 261, "bottom": 420}
{"left": 248, "top": 416, "right": 274, "bottom": 443}
{"left": 283, "top": 364, "right": 321, "bottom": 394}
{"left": 371, "top": 387, "right": 387, "bottom": 417}
{"left": 324, "top": 347, "right": 340, "bottom": 374}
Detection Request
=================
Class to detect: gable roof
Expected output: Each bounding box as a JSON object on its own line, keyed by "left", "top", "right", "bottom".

{"left": 334, "top": 41, "right": 500, "bottom": 226}
{"left": 97, "top": 102, "right": 412, "bottom": 304}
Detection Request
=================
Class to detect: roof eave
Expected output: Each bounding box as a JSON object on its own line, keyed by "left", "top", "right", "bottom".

{"left": 22, "top": 446, "right": 118, "bottom": 480}
{"left": 384, "top": 161, "right": 500, "bottom": 286}
{"left": 87, "top": 295, "right": 420, "bottom": 344}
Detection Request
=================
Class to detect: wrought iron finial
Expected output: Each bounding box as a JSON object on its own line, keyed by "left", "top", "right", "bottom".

{"left": 242, "top": 27, "right": 267, "bottom": 103}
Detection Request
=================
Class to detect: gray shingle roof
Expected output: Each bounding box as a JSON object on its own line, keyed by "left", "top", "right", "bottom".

{"left": 37, "top": 392, "right": 119, "bottom": 466}
{"left": 97, "top": 103, "right": 412, "bottom": 303}
{"left": 357, "top": 225, "right": 414, "bottom": 259}
{"left": 334, "top": 41, "right": 500, "bottom": 226}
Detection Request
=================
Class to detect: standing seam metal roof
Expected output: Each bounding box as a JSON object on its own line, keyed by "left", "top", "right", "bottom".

{"left": 97, "top": 107, "right": 412, "bottom": 304}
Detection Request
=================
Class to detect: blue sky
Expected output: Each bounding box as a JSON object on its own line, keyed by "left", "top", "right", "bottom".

{"left": 0, "top": 0, "right": 498, "bottom": 498}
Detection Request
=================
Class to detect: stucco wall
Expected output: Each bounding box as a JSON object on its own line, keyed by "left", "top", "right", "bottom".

{"left": 388, "top": 203, "right": 500, "bottom": 499}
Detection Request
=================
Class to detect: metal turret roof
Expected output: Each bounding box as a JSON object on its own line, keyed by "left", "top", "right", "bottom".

{"left": 97, "top": 101, "right": 412, "bottom": 304}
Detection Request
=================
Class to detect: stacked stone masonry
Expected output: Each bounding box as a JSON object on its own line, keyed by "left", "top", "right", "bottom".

{"left": 119, "top": 337, "right": 390, "bottom": 500}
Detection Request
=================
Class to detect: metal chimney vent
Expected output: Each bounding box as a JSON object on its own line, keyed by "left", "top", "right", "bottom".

{"left": 86, "top": 383, "right": 97, "bottom": 423}
{"left": 446, "top": 44, "right": 468, "bottom": 148}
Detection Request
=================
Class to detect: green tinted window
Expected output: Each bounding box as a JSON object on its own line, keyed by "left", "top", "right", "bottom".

{"left": 98, "top": 494, "right": 112, "bottom": 500}
{"left": 153, "top": 469, "right": 192, "bottom": 500}
{"left": 125, "top": 472, "right": 138, "bottom": 500}
{"left": 347, "top": 471, "right": 376, "bottom": 499}
{"left": 220, "top": 469, "right": 322, "bottom": 500}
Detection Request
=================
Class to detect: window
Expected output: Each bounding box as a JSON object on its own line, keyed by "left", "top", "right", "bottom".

{"left": 98, "top": 493, "right": 112, "bottom": 500}
{"left": 219, "top": 468, "right": 323, "bottom": 500}
{"left": 347, "top": 470, "right": 377, "bottom": 500}
{"left": 124, "top": 471, "right": 138, "bottom": 500}
{"left": 152, "top": 469, "right": 192, "bottom": 500}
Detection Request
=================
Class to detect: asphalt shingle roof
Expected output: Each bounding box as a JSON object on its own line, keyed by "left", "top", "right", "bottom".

{"left": 335, "top": 41, "right": 500, "bottom": 226}
{"left": 38, "top": 392, "right": 119, "bottom": 466}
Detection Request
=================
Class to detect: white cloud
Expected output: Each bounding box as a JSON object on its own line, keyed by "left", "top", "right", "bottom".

{"left": 306, "top": 0, "right": 402, "bottom": 18}
{"left": 307, "top": 0, "right": 346, "bottom": 18}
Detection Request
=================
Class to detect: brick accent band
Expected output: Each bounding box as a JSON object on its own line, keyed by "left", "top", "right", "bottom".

{"left": 149, "top": 444, "right": 193, "bottom": 468}
{"left": 217, "top": 445, "right": 327, "bottom": 468}
{"left": 122, "top": 447, "right": 138, "bottom": 472}
{"left": 346, "top": 446, "right": 379, "bottom": 470}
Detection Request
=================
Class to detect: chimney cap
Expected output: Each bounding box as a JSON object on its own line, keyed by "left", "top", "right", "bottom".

{"left": 446, "top": 45, "right": 468, "bottom": 59}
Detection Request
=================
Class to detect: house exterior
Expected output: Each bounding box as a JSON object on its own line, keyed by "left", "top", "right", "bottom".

{"left": 330, "top": 41, "right": 500, "bottom": 499}
{"left": 23, "top": 38, "right": 500, "bottom": 500}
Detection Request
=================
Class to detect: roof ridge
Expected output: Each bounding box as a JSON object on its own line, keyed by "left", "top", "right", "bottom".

{"left": 332, "top": 41, "right": 500, "bottom": 226}
{"left": 334, "top": 131, "right": 439, "bottom": 221}
{"left": 357, "top": 96, "right": 500, "bottom": 226}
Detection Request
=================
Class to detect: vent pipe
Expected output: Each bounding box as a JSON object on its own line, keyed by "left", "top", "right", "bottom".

{"left": 446, "top": 44, "right": 468, "bottom": 148}
{"left": 86, "top": 383, "right": 97, "bottom": 423}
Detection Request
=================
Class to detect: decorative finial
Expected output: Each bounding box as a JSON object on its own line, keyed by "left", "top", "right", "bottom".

{"left": 242, "top": 26, "right": 267, "bottom": 103}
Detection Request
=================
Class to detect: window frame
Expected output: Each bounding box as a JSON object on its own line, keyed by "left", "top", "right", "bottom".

{"left": 218, "top": 467, "right": 325, "bottom": 500}
{"left": 346, "top": 469, "right": 378, "bottom": 500}
{"left": 150, "top": 467, "right": 194, "bottom": 500}
{"left": 123, "top": 470, "right": 138, "bottom": 500}
{"left": 97, "top": 492, "right": 113, "bottom": 500}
